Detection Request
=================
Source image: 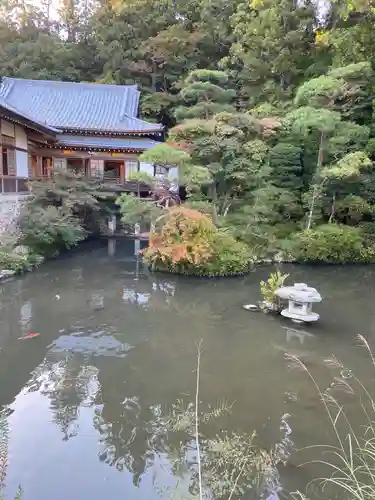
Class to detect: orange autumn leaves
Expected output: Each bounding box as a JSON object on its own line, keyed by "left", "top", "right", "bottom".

{"left": 142, "top": 207, "right": 217, "bottom": 268}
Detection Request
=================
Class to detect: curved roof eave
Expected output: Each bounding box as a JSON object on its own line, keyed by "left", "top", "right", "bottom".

{"left": 0, "top": 99, "right": 58, "bottom": 136}
{"left": 59, "top": 126, "right": 164, "bottom": 135}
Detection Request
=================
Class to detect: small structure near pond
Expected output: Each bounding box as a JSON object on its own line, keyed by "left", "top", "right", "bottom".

{"left": 275, "top": 283, "right": 322, "bottom": 324}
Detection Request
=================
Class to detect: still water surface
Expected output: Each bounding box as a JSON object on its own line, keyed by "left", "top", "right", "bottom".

{"left": 1, "top": 239, "right": 375, "bottom": 499}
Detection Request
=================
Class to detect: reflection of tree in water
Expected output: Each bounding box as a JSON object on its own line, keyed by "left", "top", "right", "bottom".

{"left": 122, "top": 272, "right": 222, "bottom": 320}
{"left": 23, "top": 344, "right": 284, "bottom": 498}
{"left": 19, "top": 277, "right": 221, "bottom": 487}
{"left": 19, "top": 273, "right": 285, "bottom": 498}
{"left": 94, "top": 395, "right": 156, "bottom": 485}
{"left": 23, "top": 349, "right": 163, "bottom": 483}
{"left": 19, "top": 276, "right": 219, "bottom": 485}
{"left": 25, "top": 355, "right": 100, "bottom": 441}
{"left": 0, "top": 408, "right": 22, "bottom": 500}
{"left": 92, "top": 354, "right": 171, "bottom": 486}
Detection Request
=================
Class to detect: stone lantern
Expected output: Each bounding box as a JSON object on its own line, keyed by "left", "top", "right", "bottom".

{"left": 275, "top": 283, "right": 322, "bottom": 323}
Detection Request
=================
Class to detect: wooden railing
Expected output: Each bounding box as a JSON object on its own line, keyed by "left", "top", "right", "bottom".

{"left": 0, "top": 176, "right": 29, "bottom": 194}
{"left": 0, "top": 174, "right": 153, "bottom": 194}
{"left": 101, "top": 177, "right": 151, "bottom": 192}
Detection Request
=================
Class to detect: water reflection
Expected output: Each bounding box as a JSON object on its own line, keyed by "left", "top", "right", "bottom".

{"left": 1, "top": 240, "right": 375, "bottom": 499}
{"left": 108, "top": 239, "right": 116, "bottom": 257}
{"left": 19, "top": 300, "right": 32, "bottom": 336}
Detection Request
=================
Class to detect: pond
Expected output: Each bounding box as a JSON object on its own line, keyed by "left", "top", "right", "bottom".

{"left": 1, "top": 238, "right": 375, "bottom": 500}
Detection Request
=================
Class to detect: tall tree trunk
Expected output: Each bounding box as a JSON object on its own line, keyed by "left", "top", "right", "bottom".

{"left": 209, "top": 183, "right": 218, "bottom": 226}
{"left": 317, "top": 131, "right": 326, "bottom": 170}
{"left": 151, "top": 64, "right": 157, "bottom": 92}
{"left": 329, "top": 192, "right": 336, "bottom": 223}
{"left": 306, "top": 130, "right": 326, "bottom": 229}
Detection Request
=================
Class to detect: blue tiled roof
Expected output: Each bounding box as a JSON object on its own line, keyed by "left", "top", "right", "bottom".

{"left": 0, "top": 77, "right": 163, "bottom": 134}
{"left": 0, "top": 96, "right": 58, "bottom": 134}
{"left": 56, "top": 134, "right": 160, "bottom": 151}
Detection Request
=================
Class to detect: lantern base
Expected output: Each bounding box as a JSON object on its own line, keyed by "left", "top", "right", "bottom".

{"left": 281, "top": 310, "right": 319, "bottom": 323}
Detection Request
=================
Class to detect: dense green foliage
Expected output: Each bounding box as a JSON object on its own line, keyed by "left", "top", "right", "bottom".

{"left": 116, "top": 192, "right": 160, "bottom": 230}
{"left": 143, "top": 207, "right": 252, "bottom": 276}
{"left": 4, "top": 0, "right": 375, "bottom": 262}
{"left": 260, "top": 271, "right": 289, "bottom": 312}
{"left": 0, "top": 219, "right": 43, "bottom": 275}
{"left": 287, "top": 224, "right": 375, "bottom": 264}
{"left": 20, "top": 171, "right": 111, "bottom": 255}
{"left": 0, "top": 246, "right": 42, "bottom": 273}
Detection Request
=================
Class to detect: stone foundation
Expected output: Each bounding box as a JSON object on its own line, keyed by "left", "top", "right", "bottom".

{"left": 0, "top": 194, "right": 29, "bottom": 238}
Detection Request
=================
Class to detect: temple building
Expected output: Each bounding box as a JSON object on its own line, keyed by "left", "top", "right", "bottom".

{"left": 0, "top": 77, "right": 167, "bottom": 194}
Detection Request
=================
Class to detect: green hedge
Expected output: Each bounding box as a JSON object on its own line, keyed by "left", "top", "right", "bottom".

{"left": 288, "top": 224, "right": 375, "bottom": 263}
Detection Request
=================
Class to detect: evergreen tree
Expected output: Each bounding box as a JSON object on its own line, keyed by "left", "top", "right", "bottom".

{"left": 223, "top": 0, "right": 318, "bottom": 108}
{"left": 1, "top": 0, "right": 375, "bottom": 260}
{"left": 174, "top": 69, "right": 236, "bottom": 122}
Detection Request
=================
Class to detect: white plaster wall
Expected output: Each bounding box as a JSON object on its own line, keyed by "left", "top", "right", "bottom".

{"left": 53, "top": 158, "right": 67, "bottom": 170}
{"left": 15, "top": 125, "right": 28, "bottom": 149}
{"left": 16, "top": 151, "right": 28, "bottom": 177}
{"left": 139, "top": 162, "right": 154, "bottom": 176}
{"left": 168, "top": 167, "right": 179, "bottom": 183}
{"left": 98, "top": 160, "right": 104, "bottom": 176}
{"left": 14, "top": 125, "right": 29, "bottom": 178}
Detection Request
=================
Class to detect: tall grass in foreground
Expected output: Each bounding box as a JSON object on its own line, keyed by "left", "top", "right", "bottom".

{"left": 0, "top": 410, "right": 22, "bottom": 500}
{"left": 289, "top": 334, "right": 375, "bottom": 500}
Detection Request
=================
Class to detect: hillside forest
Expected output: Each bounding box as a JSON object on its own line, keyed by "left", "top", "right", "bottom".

{"left": 3, "top": 0, "right": 375, "bottom": 262}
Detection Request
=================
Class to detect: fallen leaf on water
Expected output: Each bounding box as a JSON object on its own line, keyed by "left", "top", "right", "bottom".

{"left": 18, "top": 333, "right": 41, "bottom": 340}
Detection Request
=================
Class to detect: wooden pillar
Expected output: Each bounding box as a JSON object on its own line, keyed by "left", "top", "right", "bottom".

{"left": 134, "top": 223, "right": 140, "bottom": 256}
{"left": 108, "top": 215, "right": 116, "bottom": 235}
{"left": 31, "top": 155, "right": 38, "bottom": 178}
{"left": 47, "top": 157, "right": 52, "bottom": 178}
{"left": 120, "top": 162, "right": 125, "bottom": 183}
{"left": 37, "top": 156, "right": 42, "bottom": 177}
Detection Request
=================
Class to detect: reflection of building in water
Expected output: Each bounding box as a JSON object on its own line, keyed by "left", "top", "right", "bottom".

{"left": 134, "top": 239, "right": 140, "bottom": 255}
{"left": 152, "top": 280, "right": 176, "bottom": 296}
{"left": 19, "top": 300, "right": 32, "bottom": 335}
{"left": 108, "top": 239, "right": 116, "bottom": 256}
{"left": 122, "top": 287, "right": 150, "bottom": 307}
{"left": 107, "top": 238, "right": 141, "bottom": 259}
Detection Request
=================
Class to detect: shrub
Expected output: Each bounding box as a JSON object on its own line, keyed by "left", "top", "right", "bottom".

{"left": 0, "top": 248, "right": 28, "bottom": 273}
{"left": 142, "top": 207, "right": 253, "bottom": 276}
{"left": 0, "top": 246, "right": 43, "bottom": 273}
{"left": 260, "top": 271, "right": 289, "bottom": 311}
{"left": 20, "top": 205, "right": 85, "bottom": 256}
{"left": 288, "top": 224, "right": 375, "bottom": 263}
{"left": 20, "top": 171, "right": 111, "bottom": 255}
{"left": 116, "top": 193, "right": 160, "bottom": 230}
{"left": 202, "top": 232, "right": 252, "bottom": 276}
